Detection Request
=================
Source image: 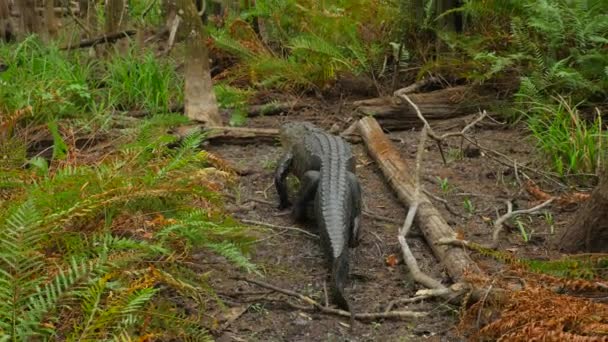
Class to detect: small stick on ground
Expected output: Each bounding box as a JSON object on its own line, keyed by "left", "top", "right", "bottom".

{"left": 490, "top": 197, "right": 555, "bottom": 248}
{"left": 60, "top": 30, "right": 136, "bottom": 50}
{"left": 398, "top": 126, "right": 446, "bottom": 290}
{"left": 362, "top": 210, "right": 403, "bottom": 225}
{"left": 394, "top": 89, "right": 488, "bottom": 165}
{"left": 234, "top": 276, "right": 428, "bottom": 321}
{"left": 357, "top": 116, "right": 482, "bottom": 284}
{"left": 422, "top": 189, "right": 466, "bottom": 219}
{"left": 238, "top": 218, "right": 318, "bottom": 239}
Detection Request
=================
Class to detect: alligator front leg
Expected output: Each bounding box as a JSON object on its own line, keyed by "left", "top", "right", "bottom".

{"left": 292, "top": 170, "right": 320, "bottom": 222}
{"left": 274, "top": 152, "right": 293, "bottom": 209}
{"left": 348, "top": 172, "right": 362, "bottom": 248}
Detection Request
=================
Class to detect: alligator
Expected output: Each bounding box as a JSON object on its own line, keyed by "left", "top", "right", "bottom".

{"left": 274, "top": 121, "right": 362, "bottom": 321}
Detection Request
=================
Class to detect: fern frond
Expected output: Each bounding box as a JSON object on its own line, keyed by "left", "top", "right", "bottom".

{"left": 204, "top": 241, "right": 257, "bottom": 274}
{"left": 0, "top": 201, "right": 46, "bottom": 339}
{"left": 24, "top": 256, "right": 109, "bottom": 337}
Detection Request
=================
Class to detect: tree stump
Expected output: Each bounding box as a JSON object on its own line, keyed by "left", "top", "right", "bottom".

{"left": 557, "top": 170, "right": 608, "bottom": 253}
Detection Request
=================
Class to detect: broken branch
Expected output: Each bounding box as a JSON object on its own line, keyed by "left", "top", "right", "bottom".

{"left": 491, "top": 198, "right": 555, "bottom": 248}
{"left": 60, "top": 30, "right": 136, "bottom": 50}
{"left": 397, "top": 126, "right": 446, "bottom": 289}
{"left": 357, "top": 116, "right": 482, "bottom": 284}
{"left": 238, "top": 218, "right": 319, "bottom": 239}
{"left": 234, "top": 276, "right": 428, "bottom": 321}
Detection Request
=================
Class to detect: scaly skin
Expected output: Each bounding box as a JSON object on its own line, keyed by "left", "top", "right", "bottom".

{"left": 274, "top": 121, "right": 362, "bottom": 322}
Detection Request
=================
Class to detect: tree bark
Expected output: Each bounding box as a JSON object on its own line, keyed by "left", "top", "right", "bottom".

{"left": 357, "top": 116, "right": 481, "bottom": 282}
{"left": 557, "top": 170, "right": 608, "bottom": 253}
{"left": 178, "top": 0, "right": 222, "bottom": 126}
{"left": 0, "top": 0, "right": 12, "bottom": 41}
{"left": 60, "top": 30, "right": 137, "bottom": 50}
{"left": 105, "top": 0, "right": 128, "bottom": 52}
{"left": 353, "top": 86, "right": 483, "bottom": 130}
{"left": 16, "top": 0, "right": 39, "bottom": 38}
{"left": 43, "top": 0, "right": 57, "bottom": 39}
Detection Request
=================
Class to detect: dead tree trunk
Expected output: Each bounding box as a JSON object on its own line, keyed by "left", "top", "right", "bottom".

{"left": 105, "top": 0, "right": 128, "bottom": 52}
{"left": 557, "top": 170, "right": 608, "bottom": 253}
{"left": 354, "top": 86, "right": 484, "bottom": 130}
{"left": 357, "top": 116, "right": 481, "bottom": 282}
{"left": 16, "top": 0, "right": 39, "bottom": 39}
{"left": 0, "top": 0, "right": 11, "bottom": 41}
{"left": 43, "top": 0, "right": 57, "bottom": 39}
{"left": 178, "top": 0, "right": 222, "bottom": 126}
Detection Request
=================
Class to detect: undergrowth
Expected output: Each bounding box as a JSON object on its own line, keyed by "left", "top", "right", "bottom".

{"left": 526, "top": 97, "right": 605, "bottom": 176}
{"left": 0, "top": 37, "right": 183, "bottom": 126}
{"left": 415, "top": 0, "right": 608, "bottom": 176}
{"left": 457, "top": 243, "right": 608, "bottom": 340}
{"left": 104, "top": 49, "right": 183, "bottom": 114}
{"left": 209, "top": 0, "right": 398, "bottom": 90}
{"left": 0, "top": 36, "right": 96, "bottom": 123}
{"left": 0, "top": 113, "right": 256, "bottom": 340}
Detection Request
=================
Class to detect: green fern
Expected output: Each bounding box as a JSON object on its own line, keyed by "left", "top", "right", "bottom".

{"left": 0, "top": 201, "right": 46, "bottom": 340}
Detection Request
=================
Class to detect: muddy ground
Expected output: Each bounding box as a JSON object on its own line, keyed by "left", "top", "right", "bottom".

{"left": 197, "top": 99, "right": 577, "bottom": 342}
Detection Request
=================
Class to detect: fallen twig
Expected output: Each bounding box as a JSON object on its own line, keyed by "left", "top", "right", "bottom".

{"left": 234, "top": 276, "right": 428, "bottom": 321}
{"left": 357, "top": 116, "right": 481, "bottom": 283}
{"left": 362, "top": 210, "right": 402, "bottom": 225}
{"left": 422, "top": 189, "right": 466, "bottom": 219}
{"left": 398, "top": 126, "right": 446, "bottom": 290}
{"left": 394, "top": 76, "right": 442, "bottom": 95}
{"left": 491, "top": 198, "right": 555, "bottom": 248}
{"left": 394, "top": 89, "right": 487, "bottom": 165}
{"left": 238, "top": 218, "right": 318, "bottom": 239}
{"left": 60, "top": 30, "right": 136, "bottom": 50}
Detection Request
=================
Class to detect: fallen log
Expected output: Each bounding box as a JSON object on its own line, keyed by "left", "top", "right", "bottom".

{"left": 357, "top": 116, "right": 481, "bottom": 282}
{"left": 60, "top": 30, "right": 137, "bottom": 50}
{"left": 171, "top": 124, "right": 279, "bottom": 145}
{"left": 172, "top": 124, "right": 366, "bottom": 146}
{"left": 10, "top": 7, "right": 79, "bottom": 16}
{"left": 122, "top": 101, "right": 309, "bottom": 119}
{"left": 204, "top": 126, "right": 279, "bottom": 144}
{"left": 354, "top": 86, "right": 489, "bottom": 131}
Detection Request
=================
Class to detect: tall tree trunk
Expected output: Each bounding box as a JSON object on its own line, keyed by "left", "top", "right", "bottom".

{"left": 0, "top": 0, "right": 12, "bottom": 41}
{"left": 44, "top": 0, "right": 57, "bottom": 40}
{"left": 557, "top": 170, "right": 608, "bottom": 252}
{"left": 178, "top": 0, "right": 222, "bottom": 125}
{"left": 105, "top": 0, "right": 128, "bottom": 52}
{"left": 16, "top": 0, "right": 39, "bottom": 39}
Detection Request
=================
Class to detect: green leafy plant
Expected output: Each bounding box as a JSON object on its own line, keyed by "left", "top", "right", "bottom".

{"left": 437, "top": 177, "right": 450, "bottom": 194}
{"left": 515, "top": 218, "right": 530, "bottom": 243}
{"left": 463, "top": 197, "right": 475, "bottom": 215}
{"left": 526, "top": 97, "right": 605, "bottom": 175}
{"left": 0, "top": 36, "right": 95, "bottom": 122}
{"left": 209, "top": 0, "right": 398, "bottom": 90}
{"left": 0, "top": 122, "right": 254, "bottom": 340}
{"left": 104, "top": 49, "right": 183, "bottom": 114}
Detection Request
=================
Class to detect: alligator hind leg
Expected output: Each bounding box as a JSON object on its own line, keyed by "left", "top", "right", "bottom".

{"left": 292, "top": 170, "right": 319, "bottom": 221}
{"left": 274, "top": 152, "right": 293, "bottom": 209}
{"left": 347, "top": 172, "right": 362, "bottom": 248}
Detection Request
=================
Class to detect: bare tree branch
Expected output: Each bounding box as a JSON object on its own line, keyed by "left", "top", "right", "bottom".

{"left": 234, "top": 276, "right": 428, "bottom": 321}
{"left": 491, "top": 198, "right": 554, "bottom": 248}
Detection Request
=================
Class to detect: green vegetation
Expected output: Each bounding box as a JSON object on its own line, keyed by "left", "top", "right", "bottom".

{"left": 209, "top": 0, "right": 398, "bottom": 90}
{"left": 425, "top": 0, "right": 608, "bottom": 174}
{"left": 0, "top": 34, "right": 252, "bottom": 339}
{"left": 0, "top": 112, "right": 255, "bottom": 339}
{"left": 2, "top": 0, "right": 607, "bottom": 339}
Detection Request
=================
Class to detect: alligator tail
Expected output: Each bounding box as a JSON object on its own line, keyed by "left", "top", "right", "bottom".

{"left": 331, "top": 251, "right": 355, "bottom": 330}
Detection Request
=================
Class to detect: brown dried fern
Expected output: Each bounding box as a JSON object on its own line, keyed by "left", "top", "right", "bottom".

{"left": 461, "top": 286, "right": 608, "bottom": 341}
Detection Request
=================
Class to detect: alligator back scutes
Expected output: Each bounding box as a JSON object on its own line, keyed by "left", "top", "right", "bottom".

{"left": 308, "top": 131, "right": 351, "bottom": 259}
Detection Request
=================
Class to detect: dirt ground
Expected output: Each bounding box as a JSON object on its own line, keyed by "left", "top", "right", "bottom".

{"left": 198, "top": 98, "right": 578, "bottom": 342}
